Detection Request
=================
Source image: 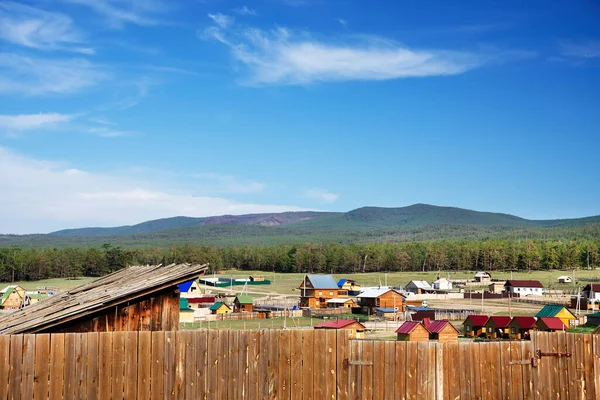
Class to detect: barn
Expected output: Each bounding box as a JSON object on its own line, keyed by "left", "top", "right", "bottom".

{"left": 0, "top": 263, "right": 208, "bottom": 334}
{"left": 396, "top": 321, "right": 430, "bottom": 342}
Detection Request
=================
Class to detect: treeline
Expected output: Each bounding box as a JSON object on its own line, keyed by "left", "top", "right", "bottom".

{"left": 1, "top": 239, "right": 599, "bottom": 282}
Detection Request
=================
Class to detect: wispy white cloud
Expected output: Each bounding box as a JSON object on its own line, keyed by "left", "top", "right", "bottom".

{"left": 304, "top": 188, "right": 339, "bottom": 203}
{"left": 0, "top": 147, "right": 307, "bottom": 233}
{"left": 202, "top": 18, "right": 516, "bottom": 85}
{"left": 192, "top": 173, "right": 265, "bottom": 194}
{"left": 337, "top": 18, "right": 348, "bottom": 27}
{"left": 62, "top": 0, "right": 170, "bottom": 28}
{"left": 560, "top": 40, "right": 600, "bottom": 59}
{"left": 208, "top": 13, "right": 235, "bottom": 28}
{"left": 0, "top": 113, "right": 74, "bottom": 132}
{"left": 0, "top": 1, "right": 92, "bottom": 53}
{"left": 87, "top": 126, "right": 137, "bottom": 137}
{"left": 233, "top": 6, "right": 257, "bottom": 16}
{"left": 0, "top": 53, "right": 107, "bottom": 95}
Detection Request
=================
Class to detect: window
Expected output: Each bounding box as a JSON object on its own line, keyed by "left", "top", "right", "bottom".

{"left": 511, "top": 327, "right": 516, "bottom": 334}
{"left": 466, "top": 325, "right": 471, "bottom": 332}
{"left": 319, "top": 291, "right": 323, "bottom": 296}
{"left": 329, "top": 291, "right": 333, "bottom": 296}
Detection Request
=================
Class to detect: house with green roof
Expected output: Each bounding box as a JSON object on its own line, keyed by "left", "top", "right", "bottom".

{"left": 586, "top": 311, "right": 600, "bottom": 327}
{"left": 234, "top": 295, "right": 254, "bottom": 312}
{"left": 209, "top": 302, "right": 232, "bottom": 315}
{"left": 0, "top": 285, "right": 25, "bottom": 310}
{"left": 536, "top": 305, "right": 576, "bottom": 328}
{"left": 179, "top": 298, "right": 195, "bottom": 323}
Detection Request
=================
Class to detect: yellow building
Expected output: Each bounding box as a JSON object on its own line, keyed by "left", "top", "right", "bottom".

{"left": 535, "top": 305, "right": 576, "bottom": 328}
{"left": 209, "top": 302, "right": 232, "bottom": 314}
{"left": 0, "top": 285, "right": 26, "bottom": 309}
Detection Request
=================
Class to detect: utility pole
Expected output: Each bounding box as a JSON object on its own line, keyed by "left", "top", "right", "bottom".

{"left": 481, "top": 290, "right": 484, "bottom": 314}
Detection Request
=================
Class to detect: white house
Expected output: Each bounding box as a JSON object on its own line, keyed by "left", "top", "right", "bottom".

{"left": 504, "top": 280, "right": 544, "bottom": 296}
{"left": 432, "top": 278, "right": 453, "bottom": 290}
{"left": 583, "top": 284, "right": 600, "bottom": 300}
{"left": 557, "top": 276, "right": 572, "bottom": 284}
{"left": 474, "top": 271, "right": 492, "bottom": 283}
{"left": 405, "top": 280, "right": 434, "bottom": 294}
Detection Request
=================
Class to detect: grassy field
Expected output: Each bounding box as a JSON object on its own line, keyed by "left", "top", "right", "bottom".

{"left": 180, "top": 317, "right": 316, "bottom": 330}
{"left": 2, "top": 277, "right": 95, "bottom": 291}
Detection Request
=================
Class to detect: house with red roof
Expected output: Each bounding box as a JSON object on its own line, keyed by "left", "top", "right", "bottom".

{"left": 535, "top": 317, "right": 567, "bottom": 332}
{"left": 395, "top": 321, "right": 430, "bottom": 342}
{"left": 508, "top": 316, "right": 537, "bottom": 340}
{"left": 504, "top": 280, "right": 544, "bottom": 296}
{"left": 583, "top": 284, "right": 600, "bottom": 301}
{"left": 427, "top": 320, "right": 459, "bottom": 343}
{"left": 314, "top": 319, "right": 366, "bottom": 339}
{"left": 484, "top": 316, "right": 512, "bottom": 339}
{"left": 463, "top": 315, "right": 489, "bottom": 338}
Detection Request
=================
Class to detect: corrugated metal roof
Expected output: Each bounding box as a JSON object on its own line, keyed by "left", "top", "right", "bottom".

{"left": 235, "top": 295, "right": 253, "bottom": 304}
{"left": 464, "top": 315, "right": 489, "bottom": 326}
{"left": 314, "top": 319, "right": 364, "bottom": 329}
{"left": 406, "top": 281, "right": 432, "bottom": 289}
{"left": 305, "top": 275, "right": 338, "bottom": 289}
{"left": 511, "top": 316, "right": 536, "bottom": 329}
{"left": 357, "top": 288, "right": 404, "bottom": 299}
{"left": 337, "top": 279, "right": 347, "bottom": 287}
{"left": 427, "top": 320, "right": 457, "bottom": 334}
{"left": 536, "top": 305, "right": 574, "bottom": 318}
{"left": 395, "top": 321, "right": 428, "bottom": 334}
{"left": 488, "top": 316, "right": 512, "bottom": 328}
{"left": 537, "top": 317, "right": 566, "bottom": 330}
{"left": 505, "top": 280, "right": 544, "bottom": 288}
{"left": 584, "top": 283, "right": 600, "bottom": 291}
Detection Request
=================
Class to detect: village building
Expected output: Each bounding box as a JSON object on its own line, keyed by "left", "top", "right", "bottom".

{"left": 474, "top": 271, "right": 492, "bottom": 283}
{"left": 535, "top": 317, "right": 567, "bottom": 332}
{"left": 375, "top": 307, "right": 398, "bottom": 319}
{"left": 426, "top": 320, "right": 459, "bottom": 343}
{"left": 356, "top": 288, "right": 405, "bottom": 315}
{"left": 0, "top": 285, "right": 26, "bottom": 310}
{"left": 337, "top": 279, "right": 361, "bottom": 295}
{"left": 186, "top": 296, "right": 216, "bottom": 308}
{"left": 179, "top": 298, "right": 195, "bottom": 323}
{"left": 209, "top": 302, "right": 232, "bottom": 315}
{"left": 405, "top": 280, "right": 434, "bottom": 294}
{"left": 504, "top": 280, "right": 544, "bottom": 296}
{"left": 249, "top": 275, "right": 265, "bottom": 282}
{"left": 395, "top": 321, "right": 430, "bottom": 342}
{"left": 557, "top": 276, "right": 572, "bottom": 284}
{"left": 325, "top": 298, "right": 356, "bottom": 308}
{"left": 0, "top": 263, "right": 208, "bottom": 334}
{"left": 299, "top": 274, "right": 347, "bottom": 309}
{"left": 432, "top": 278, "right": 452, "bottom": 291}
{"left": 488, "top": 282, "right": 505, "bottom": 294}
{"left": 178, "top": 279, "right": 202, "bottom": 294}
{"left": 583, "top": 284, "right": 600, "bottom": 300}
{"left": 508, "top": 316, "right": 537, "bottom": 340}
{"left": 233, "top": 295, "right": 254, "bottom": 312}
{"left": 536, "top": 305, "right": 576, "bottom": 328}
{"left": 587, "top": 311, "right": 600, "bottom": 327}
{"left": 314, "top": 319, "right": 366, "bottom": 339}
{"left": 463, "top": 315, "right": 489, "bottom": 338}
{"left": 484, "top": 316, "right": 512, "bottom": 339}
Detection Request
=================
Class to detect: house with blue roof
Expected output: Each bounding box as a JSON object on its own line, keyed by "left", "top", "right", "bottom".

{"left": 178, "top": 279, "right": 201, "bottom": 294}
{"left": 299, "top": 274, "right": 348, "bottom": 309}
{"left": 337, "top": 279, "right": 361, "bottom": 295}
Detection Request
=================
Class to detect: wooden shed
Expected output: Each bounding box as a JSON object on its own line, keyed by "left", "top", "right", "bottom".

{"left": 0, "top": 285, "right": 26, "bottom": 310}
{"left": 484, "top": 316, "right": 512, "bottom": 339}
{"left": 535, "top": 317, "right": 567, "bottom": 332}
{"left": 508, "top": 316, "right": 537, "bottom": 340}
{"left": 234, "top": 295, "right": 254, "bottom": 312}
{"left": 0, "top": 263, "right": 208, "bottom": 334}
{"left": 210, "top": 302, "right": 232, "bottom": 314}
{"left": 314, "top": 319, "right": 366, "bottom": 339}
{"left": 463, "top": 315, "right": 489, "bottom": 338}
{"left": 427, "top": 320, "right": 459, "bottom": 343}
{"left": 395, "top": 321, "right": 430, "bottom": 342}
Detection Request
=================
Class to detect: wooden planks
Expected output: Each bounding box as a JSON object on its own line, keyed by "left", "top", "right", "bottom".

{"left": 34, "top": 333, "right": 51, "bottom": 400}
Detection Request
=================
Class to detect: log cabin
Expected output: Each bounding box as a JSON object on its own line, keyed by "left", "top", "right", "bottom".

{"left": 396, "top": 321, "right": 430, "bottom": 342}
{"left": 427, "top": 320, "right": 459, "bottom": 343}
{"left": 299, "top": 274, "right": 347, "bottom": 309}
{"left": 356, "top": 288, "right": 405, "bottom": 315}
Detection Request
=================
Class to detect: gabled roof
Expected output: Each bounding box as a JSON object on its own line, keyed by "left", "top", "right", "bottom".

{"left": 583, "top": 283, "right": 600, "bottom": 291}
{"left": 314, "top": 319, "right": 364, "bottom": 329}
{"left": 178, "top": 280, "right": 195, "bottom": 293}
{"left": 395, "top": 321, "right": 428, "bottom": 334}
{"left": 428, "top": 320, "right": 459, "bottom": 334}
{"left": 504, "top": 280, "right": 544, "bottom": 288}
{"left": 0, "top": 263, "right": 208, "bottom": 335}
{"left": 536, "top": 305, "right": 575, "bottom": 319}
{"left": 487, "top": 316, "right": 512, "bottom": 328}
{"left": 235, "top": 295, "right": 253, "bottom": 304}
{"left": 209, "top": 302, "right": 230, "bottom": 311}
{"left": 303, "top": 274, "right": 338, "bottom": 289}
{"left": 357, "top": 288, "right": 404, "bottom": 299}
{"left": 337, "top": 279, "right": 347, "bottom": 287}
{"left": 463, "top": 315, "right": 489, "bottom": 326}
{"left": 406, "top": 281, "right": 432, "bottom": 289}
{"left": 537, "top": 317, "right": 566, "bottom": 330}
{"left": 0, "top": 287, "right": 16, "bottom": 304}
{"left": 510, "top": 316, "right": 536, "bottom": 329}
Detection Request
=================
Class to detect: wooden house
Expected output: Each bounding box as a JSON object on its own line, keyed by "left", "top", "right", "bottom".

{"left": 535, "top": 305, "right": 576, "bottom": 328}
{"left": 179, "top": 298, "right": 196, "bottom": 323}
{"left": 314, "top": 319, "right": 366, "bottom": 339}
{"left": 178, "top": 279, "right": 202, "bottom": 294}
{"left": 337, "top": 279, "right": 361, "bottom": 295}
{"left": 395, "top": 321, "right": 429, "bottom": 342}
{"left": 504, "top": 280, "right": 544, "bottom": 296}
{"left": 535, "top": 317, "right": 567, "bottom": 332}
{"left": 583, "top": 284, "right": 600, "bottom": 301}
{"left": 508, "top": 316, "right": 537, "bottom": 340}
{"left": 484, "top": 316, "right": 512, "bottom": 339}
{"left": 427, "top": 320, "right": 459, "bottom": 343}
{"left": 474, "top": 271, "right": 492, "bottom": 283}
{"left": 325, "top": 298, "right": 356, "bottom": 308}
{"left": 356, "top": 288, "right": 405, "bottom": 315}
{"left": 0, "top": 285, "right": 26, "bottom": 310}
{"left": 463, "top": 315, "right": 489, "bottom": 338}
{"left": 299, "top": 275, "right": 347, "bottom": 309}
{"left": 209, "top": 302, "right": 232, "bottom": 315}
{"left": 405, "top": 281, "right": 434, "bottom": 294}
{"left": 233, "top": 295, "right": 254, "bottom": 312}
{"left": 0, "top": 263, "right": 208, "bottom": 334}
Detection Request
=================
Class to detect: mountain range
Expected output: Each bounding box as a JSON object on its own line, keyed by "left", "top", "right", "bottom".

{"left": 2, "top": 204, "right": 600, "bottom": 248}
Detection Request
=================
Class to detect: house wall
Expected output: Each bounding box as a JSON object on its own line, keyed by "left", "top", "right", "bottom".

{"left": 377, "top": 291, "right": 405, "bottom": 311}
{"left": 214, "top": 305, "right": 231, "bottom": 314}
{"left": 41, "top": 287, "right": 181, "bottom": 333}
{"left": 300, "top": 288, "right": 345, "bottom": 309}
{"left": 463, "top": 323, "right": 485, "bottom": 338}
{"left": 2, "top": 292, "right": 23, "bottom": 309}
{"left": 397, "top": 326, "right": 429, "bottom": 342}
{"left": 506, "top": 286, "right": 543, "bottom": 295}
{"left": 554, "top": 309, "right": 576, "bottom": 327}
{"left": 435, "top": 325, "right": 459, "bottom": 343}
{"left": 180, "top": 311, "right": 195, "bottom": 323}
{"left": 235, "top": 303, "right": 253, "bottom": 312}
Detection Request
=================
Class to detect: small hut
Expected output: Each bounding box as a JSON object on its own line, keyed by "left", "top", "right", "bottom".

{"left": 484, "top": 316, "right": 512, "bottom": 339}
{"left": 463, "top": 315, "right": 489, "bottom": 338}
{"left": 427, "top": 320, "right": 459, "bottom": 343}
{"left": 396, "top": 321, "right": 429, "bottom": 342}
{"left": 535, "top": 317, "right": 566, "bottom": 332}
{"left": 536, "top": 305, "right": 576, "bottom": 328}
{"left": 210, "top": 302, "right": 232, "bottom": 315}
{"left": 0, "top": 285, "right": 26, "bottom": 310}
{"left": 508, "top": 316, "right": 537, "bottom": 340}
{"left": 314, "top": 319, "right": 366, "bottom": 339}
{"left": 233, "top": 295, "right": 254, "bottom": 312}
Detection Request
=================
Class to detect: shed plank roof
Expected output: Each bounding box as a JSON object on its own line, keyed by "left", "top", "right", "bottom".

{"left": 0, "top": 263, "right": 208, "bottom": 335}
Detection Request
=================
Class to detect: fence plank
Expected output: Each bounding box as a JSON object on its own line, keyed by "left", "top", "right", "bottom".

{"left": 521, "top": 339, "right": 534, "bottom": 400}
{"left": 557, "top": 332, "right": 569, "bottom": 400}
{"left": 394, "top": 341, "right": 405, "bottom": 400}
{"left": 182, "top": 331, "right": 196, "bottom": 400}
{"left": 325, "top": 329, "right": 337, "bottom": 400}
{"left": 361, "top": 340, "right": 373, "bottom": 399}
{"left": 226, "top": 330, "right": 238, "bottom": 400}
{"left": 33, "top": 334, "right": 50, "bottom": 400}
{"left": 313, "top": 329, "right": 326, "bottom": 400}
{"left": 489, "top": 342, "right": 501, "bottom": 399}
{"left": 278, "top": 329, "right": 291, "bottom": 400}
{"left": 583, "top": 333, "right": 595, "bottom": 400}
{"left": 335, "top": 330, "right": 348, "bottom": 400}
{"left": 507, "top": 341, "right": 522, "bottom": 400}
{"left": 206, "top": 329, "right": 219, "bottom": 399}
{"left": 98, "top": 333, "right": 112, "bottom": 400}
{"left": 21, "top": 334, "right": 35, "bottom": 400}
{"left": 150, "top": 331, "right": 165, "bottom": 400}
{"left": 425, "top": 341, "right": 436, "bottom": 400}
{"left": 111, "top": 331, "right": 126, "bottom": 400}
{"left": 137, "top": 332, "right": 151, "bottom": 400}
{"left": 415, "top": 341, "right": 426, "bottom": 400}
{"left": 301, "top": 330, "right": 314, "bottom": 400}
{"left": 8, "top": 334, "right": 23, "bottom": 400}
{"left": 258, "top": 329, "right": 269, "bottom": 400}
{"left": 405, "top": 342, "right": 417, "bottom": 400}
{"left": 384, "top": 340, "right": 395, "bottom": 400}
{"left": 372, "top": 341, "right": 385, "bottom": 400}
{"left": 86, "top": 333, "right": 99, "bottom": 400}
{"left": 291, "top": 330, "right": 304, "bottom": 400}
{"left": 217, "top": 330, "right": 229, "bottom": 400}
{"left": 124, "top": 331, "right": 138, "bottom": 400}
{"left": 239, "top": 329, "right": 249, "bottom": 400}
{"left": 174, "top": 331, "right": 185, "bottom": 400}
{"left": 63, "top": 333, "right": 77, "bottom": 400}
{"left": 196, "top": 330, "right": 208, "bottom": 400}
{"left": 0, "top": 335, "right": 10, "bottom": 400}
{"left": 163, "top": 331, "right": 176, "bottom": 400}
{"left": 479, "top": 343, "right": 491, "bottom": 400}
{"left": 593, "top": 334, "right": 600, "bottom": 400}
{"left": 75, "top": 333, "right": 88, "bottom": 400}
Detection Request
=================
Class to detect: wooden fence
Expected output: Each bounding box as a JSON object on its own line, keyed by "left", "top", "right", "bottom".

{"left": 0, "top": 329, "right": 598, "bottom": 399}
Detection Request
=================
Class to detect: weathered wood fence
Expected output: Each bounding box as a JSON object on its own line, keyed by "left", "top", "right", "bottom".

{"left": 0, "top": 329, "right": 598, "bottom": 399}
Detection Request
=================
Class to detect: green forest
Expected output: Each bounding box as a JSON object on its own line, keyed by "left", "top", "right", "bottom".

{"left": 1, "top": 239, "right": 599, "bottom": 283}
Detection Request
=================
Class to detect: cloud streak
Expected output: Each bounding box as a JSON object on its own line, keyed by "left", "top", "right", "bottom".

{"left": 62, "top": 0, "right": 170, "bottom": 28}
{"left": 202, "top": 16, "right": 506, "bottom": 85}
{"left": 0, "top": 113, "right": 74, "bottom": 132}
{"left": 304, "top": 188, "right": 339, "bottom": 203}
{"left": 561, "top": 40, "right": 600, "bottom": 59}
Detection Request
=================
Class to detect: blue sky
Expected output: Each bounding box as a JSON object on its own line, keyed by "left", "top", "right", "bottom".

{"left": 1, "top": 0, "right": 599, "bottom": 233}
